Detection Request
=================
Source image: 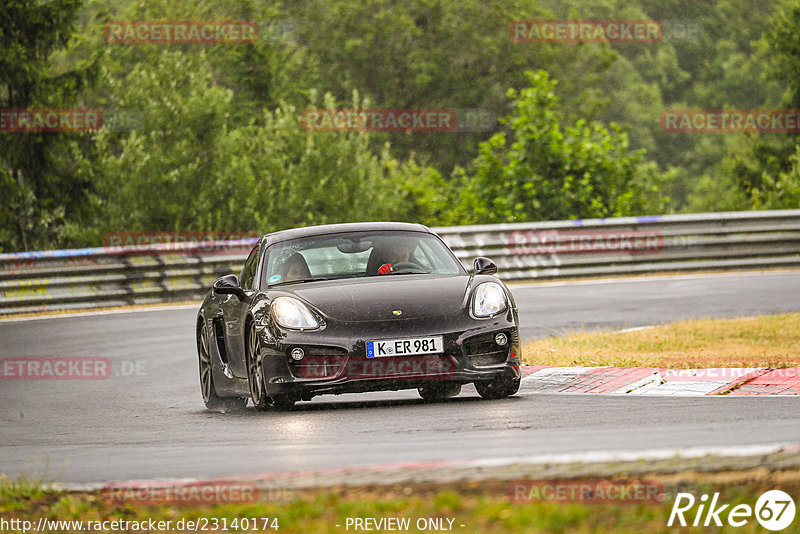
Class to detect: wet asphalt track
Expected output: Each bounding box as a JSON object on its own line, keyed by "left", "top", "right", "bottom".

{"left": 1, "top": 270, "right": 799, "bottom": 484}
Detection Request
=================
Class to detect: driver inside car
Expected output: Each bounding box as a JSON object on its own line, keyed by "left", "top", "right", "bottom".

{"left": 280, "top": 253, "right": 311, "bottom": 282}
{"left": 376, "top": 241, "right": 414, "bottom": 274}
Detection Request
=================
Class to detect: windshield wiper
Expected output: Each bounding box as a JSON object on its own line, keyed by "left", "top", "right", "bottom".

{"left": 269, "top": 277, "right": 331, "bottom": 287}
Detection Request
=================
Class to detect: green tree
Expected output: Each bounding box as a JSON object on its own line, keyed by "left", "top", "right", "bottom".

{"left": 199, "top": 91, "right": 437, "bottom": 233}
{"left": 450, "top": 70, "right": 664, "bottom": 224}
{"left": 749, "top": 145, "right": 800, "bottom": 209}
{"left": 595, "top": 0, "right": 784, "bottom": 211}
{"left": 79, "top": 49, "right": 438, "bottom": 238}
{"left": 0, "top": 0, "right": 96, "bottom": 252}
{"left": 285, "top": 0, "right": 617, "bottom": 176}
{"left": 76, "top": 50, "right": 235, "bottom": 238}
{"left": 726, "top": 0, "right": 800, "bottom": 209}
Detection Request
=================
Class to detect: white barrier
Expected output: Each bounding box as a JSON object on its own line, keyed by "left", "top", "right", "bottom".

{"left": 1, "top": 210, "right": 799, "bottom": 314}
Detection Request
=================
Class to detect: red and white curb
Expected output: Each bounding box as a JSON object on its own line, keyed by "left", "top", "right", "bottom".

{"left": 518, "top": 365, "right": 800, "bottom": 396}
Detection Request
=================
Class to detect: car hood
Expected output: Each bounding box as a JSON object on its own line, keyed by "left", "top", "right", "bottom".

{"left": 287, "top": 275, "right": 471, "bottom": 322}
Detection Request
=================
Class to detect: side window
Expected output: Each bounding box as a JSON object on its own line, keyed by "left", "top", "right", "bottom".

{"left": 239, "top": 245, "right": 259, "bottom": 290}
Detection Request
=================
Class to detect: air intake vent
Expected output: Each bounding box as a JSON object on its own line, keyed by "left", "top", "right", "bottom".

{"left": 463, "top": 331, "right": 511, "bottom": 367}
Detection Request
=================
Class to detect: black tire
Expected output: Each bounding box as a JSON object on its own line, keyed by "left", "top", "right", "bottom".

{"left": 198, "top": 321, "right": 247, "bottom": 411}
{"left": 475, "top": 376, "right": 520, "bottom": 400}
{"left": 418, "top": 382, "right": 462, "bottom": 401}
{"left": 246, "top": 321, "right": 271, "bottom": 411}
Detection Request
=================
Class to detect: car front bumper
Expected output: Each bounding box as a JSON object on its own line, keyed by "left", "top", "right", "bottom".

{"left": 258, "top": 310, "right": 521, "bottom": 401}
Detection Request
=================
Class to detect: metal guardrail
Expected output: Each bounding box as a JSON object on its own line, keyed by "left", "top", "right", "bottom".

{"left": 1, "top": 210, "right": 799, "bottom": 315}
{"left": 435, "top": 209, "right": 800, "bottom": 281}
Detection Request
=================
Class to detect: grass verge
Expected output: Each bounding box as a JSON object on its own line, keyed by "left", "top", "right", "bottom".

{"left": 521, "top": 313, "right": 800, "bottom": 368}
{"left": 2, "top": 472, "right": 799, "bottom": 533}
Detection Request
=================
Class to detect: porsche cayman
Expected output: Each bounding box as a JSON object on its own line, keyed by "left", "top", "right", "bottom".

{"left": 196, "top": 222, "right": 521, "bottom": 410}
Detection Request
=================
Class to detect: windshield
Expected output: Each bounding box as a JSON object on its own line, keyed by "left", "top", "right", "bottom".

{"left": 260, "top": 230, "right": 464, "bottom": 287}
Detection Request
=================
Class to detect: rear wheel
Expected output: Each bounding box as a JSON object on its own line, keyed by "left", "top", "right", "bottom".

{"left": 198, "top": 321, "right": 247, "bottom": 411}
{"left": 475, "top": 376, "right": 520, "bottom": 400}
{"left": 246, "top": 322, "right": 271, "bottom": 411}
{"left": 418, "top": 382, "right": 462, "bottom": 402}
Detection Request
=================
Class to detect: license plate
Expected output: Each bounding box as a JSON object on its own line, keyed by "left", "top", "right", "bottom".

{"left": 366, "top": 336, "right": 443, "bottom": 358}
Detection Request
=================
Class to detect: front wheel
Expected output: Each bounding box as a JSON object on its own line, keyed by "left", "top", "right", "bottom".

{"left": 246, "top": 322, "right": 271, "bottom": 411}
{"left": 198, "top": 322, "right": 247, "bottom": 411}
{"left": 475, "top": 376, "right": 520, "bottom": 400}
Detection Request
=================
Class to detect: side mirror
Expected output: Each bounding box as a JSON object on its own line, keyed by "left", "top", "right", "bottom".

{"left": 473, "top": 257, "right": 497, "bottom": 275}
{"left": 213, "top": 274, "right": 247, "bottom": 301}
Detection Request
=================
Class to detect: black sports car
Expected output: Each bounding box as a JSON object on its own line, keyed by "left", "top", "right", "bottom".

{"left": 196, "top": 222, "right": 521, "bottom": 411}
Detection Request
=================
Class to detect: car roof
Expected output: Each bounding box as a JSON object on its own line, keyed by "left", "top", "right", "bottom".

{"left": 259, "top": 222, "right": 432, "bottom": 247}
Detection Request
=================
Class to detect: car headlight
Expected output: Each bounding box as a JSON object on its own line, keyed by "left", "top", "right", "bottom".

{"left": 271, "top": 297, "right": 319, "bottom": 330}
{"left": 472, "top": 282, "right": 507, "bottom": 318}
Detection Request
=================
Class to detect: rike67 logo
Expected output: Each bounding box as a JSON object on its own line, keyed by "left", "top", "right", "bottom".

{"left": 668, "top": 490, "right": 796, "bottom": 530}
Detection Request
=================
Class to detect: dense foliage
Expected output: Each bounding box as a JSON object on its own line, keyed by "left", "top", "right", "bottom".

{"left": 1, "top": 0, "right": 798, "bottom": 252}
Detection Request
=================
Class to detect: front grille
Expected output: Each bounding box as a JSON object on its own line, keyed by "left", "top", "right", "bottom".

{"left": 463, "top": 331, "right": 511, "bottom": 367}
